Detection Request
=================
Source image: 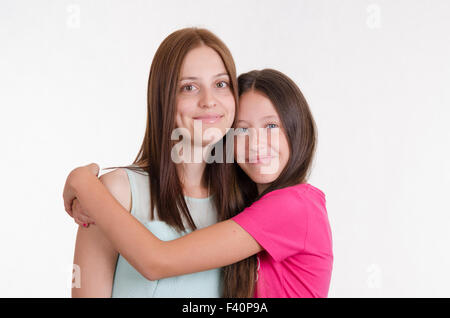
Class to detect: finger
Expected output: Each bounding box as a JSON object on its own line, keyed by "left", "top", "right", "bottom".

{"left": 72, "top": 209, "right": 92, "bottom": 225}
{"left": 63, "top": 174, "right": 77, "bottom": 215}
{"left": 72, "top": 200, "right": 95, "bottom": 224}
{"left": 69, "top": 198, "right": 81, "bottom": 216}
{"left": 84, "top": 163, "right": 100, "bottom": 177}
{"left": 74, "top": 218, "right": 90, "bottom": 228}
{"left": 64, "top": 197, "right": 74, "bottom": 217}
{"left": 74, "top": 218, "right": 84, "bottom": 227}
{"left": 71, "top": 198, "right": 80, "bottom": 213}
{"left": 65, "top": 206, "right": 73, "bottom": 218}
{"left": 78, "top": 215, "right": 95, "bottom": 225}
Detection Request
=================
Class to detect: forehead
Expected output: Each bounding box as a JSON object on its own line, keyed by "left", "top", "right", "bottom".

{"left": 237, "top": 91, "right": 278, "bottom": 119}
{"left": 180, "top": 45, "right": 227, "bottom": 76}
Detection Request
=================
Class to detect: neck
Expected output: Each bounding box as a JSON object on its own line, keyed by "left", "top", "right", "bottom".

{"left": 176, "top": 143, "right": 209, "bottom": 198}
{"left": 177, "top": 161, "right": 207, "bottom": 187}
{"left": 256, "top": 183, "right": 270, "bottom": 195}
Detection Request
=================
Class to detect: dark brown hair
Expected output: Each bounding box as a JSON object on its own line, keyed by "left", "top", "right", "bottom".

{"left": 223, "top": 68, "right": 318, "bottom": 297}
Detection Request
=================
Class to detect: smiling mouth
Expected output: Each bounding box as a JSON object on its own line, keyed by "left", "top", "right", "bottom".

{"left": 248, "top": 156, "right": 276, "bottom": 164}
{"left": 193, "top": 114, "right": 224, "bottom": 124}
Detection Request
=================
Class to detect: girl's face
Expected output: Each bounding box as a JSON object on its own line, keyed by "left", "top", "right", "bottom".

{"left": 175, "top": 45, "right": 235, "bottom": 147}
{"left": 234, "top": 90, "right": 290, "bottom": 188}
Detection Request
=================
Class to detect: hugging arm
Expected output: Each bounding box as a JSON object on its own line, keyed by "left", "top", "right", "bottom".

{"left": 64, "top": 167, "right": 263, "bottom": 281}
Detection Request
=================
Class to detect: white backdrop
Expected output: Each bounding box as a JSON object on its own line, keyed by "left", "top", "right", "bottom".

{"left": 1, "top": 0, "right": 449, "bottom": 297}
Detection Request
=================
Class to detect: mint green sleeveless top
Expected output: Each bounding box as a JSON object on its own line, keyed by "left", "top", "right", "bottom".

{"left": 111, "top": 167, "right": 222, "bottom": 297}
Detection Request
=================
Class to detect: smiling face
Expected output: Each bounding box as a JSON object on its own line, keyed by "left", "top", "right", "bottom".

{"left": 234, "top": 90, "right": 290, "bottom": 190}
{"left": 175, "top": 45, "right": 236, "bottom": 147}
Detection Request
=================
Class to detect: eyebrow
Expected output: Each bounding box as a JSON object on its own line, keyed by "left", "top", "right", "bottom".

{"left": 236, "top": 115, "right": 279, "bottom": 124}
{"left": 179, "top": 72, "right": 229, "bottom": 81}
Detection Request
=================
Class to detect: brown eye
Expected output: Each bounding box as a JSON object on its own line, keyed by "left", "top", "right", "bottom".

{"left": 216, "top": 81, "right": 228, "bottom": 88}
{"left": 181, "top": 84, "right": 196, "bottom": 92}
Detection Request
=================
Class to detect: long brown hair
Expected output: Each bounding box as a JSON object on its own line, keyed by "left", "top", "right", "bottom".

{"left": 104, "top": 27, "right": 256, "bottom": 297}
{"left": 223, "top": 69, "right": 318, "bottom": 297}
{"left": 131, "top": 27, "right": 241, "bottom": 233}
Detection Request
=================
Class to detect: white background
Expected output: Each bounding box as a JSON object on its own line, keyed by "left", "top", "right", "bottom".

{"left": 1, "top": 0, "right": 449, "bottom": 297}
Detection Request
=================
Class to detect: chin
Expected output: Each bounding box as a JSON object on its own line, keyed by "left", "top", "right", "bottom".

{"left": 254, "top": 175, "right": 278, "bottom": 185}
{"left": 202, "top": 128, "right": 228, "bottom": 147}
{"left": 243, "top": 168, "right": 279, "bottom": 184}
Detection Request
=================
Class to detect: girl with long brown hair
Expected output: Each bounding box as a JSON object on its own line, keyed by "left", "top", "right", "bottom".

{"left": 64, "top": 67, "right": 333, "bottom": 297}
{"left": 67, "top": 27, "right": 256, "bottom": 297}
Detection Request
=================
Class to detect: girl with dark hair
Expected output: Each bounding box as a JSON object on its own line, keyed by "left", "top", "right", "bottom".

{"left": 64, "top": 68, "right": 333, "bottom": 298}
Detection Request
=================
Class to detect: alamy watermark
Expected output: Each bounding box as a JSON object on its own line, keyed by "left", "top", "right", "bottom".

{"left": 69, "top": 263, "right": 81, "bottom": 289}
{"left": 366, "top": 263, "right": 382, "bottom": 289}
{"left": 366, "top": 4, "right": 382, "bottom": 29}
{"left": 170, "top": 120, "right": 280, "bottom": 174}
{"left": 66, "top": 4, "right": 81, "bottom": 29}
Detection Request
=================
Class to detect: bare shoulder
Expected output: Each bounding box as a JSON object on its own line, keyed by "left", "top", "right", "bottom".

{"left": 99, "top": 168, "right": 132, "bottom": 212}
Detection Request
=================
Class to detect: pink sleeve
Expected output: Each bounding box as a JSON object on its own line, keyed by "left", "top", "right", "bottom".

{"left": 231, "top": 187, "right": 309, "bottom": 262}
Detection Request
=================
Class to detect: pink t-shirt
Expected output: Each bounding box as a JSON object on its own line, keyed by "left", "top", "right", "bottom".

{"left": 231, "top": 183, "right": 333, "bottom": 298}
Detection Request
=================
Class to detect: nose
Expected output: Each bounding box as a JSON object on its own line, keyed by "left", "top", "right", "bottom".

{"left": 248, "top": 129, "right": 269, "bottom": 159}
{"left": 199, "top": 88, "right": 216, "bottom": 108}
{"left": 248, "top": 130, "right": 259, "bottom": 154}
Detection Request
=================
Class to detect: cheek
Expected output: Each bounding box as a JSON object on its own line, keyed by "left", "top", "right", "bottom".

{"left": 269, "top": 131, "right": 290, "bottom": 167}
{"left": 278, "top": 134, "right": 290, "bottom": 168}
{"left": 222, "top": 94, "right": 236, "bottom": 125}
{"left": 234, "top": 135, "right": 248, "bottom": 161}
{"left": 175, "top": 98, "right": 194, "bottom": 128}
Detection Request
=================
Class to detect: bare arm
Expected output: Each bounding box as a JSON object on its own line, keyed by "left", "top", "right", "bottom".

{"left": 71, "top": 169, "right": 131, "bottom": 297}
{"left": 65, "top": 167, "right": 263, "bottom": 281}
